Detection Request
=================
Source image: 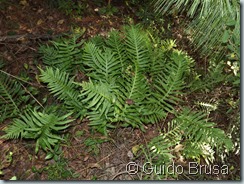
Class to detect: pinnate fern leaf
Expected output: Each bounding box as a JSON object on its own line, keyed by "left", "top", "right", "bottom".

{"left": 152, "top": 51, "right": 189, "bottom": 113}
{"left": 82, "top": 43, "right": 121, "bottom": 83}
{"left": 0, "top": 73, "right": 26, "bottom": 122}
{"left": 1, "top": 110, "right": 73, "bottom": 154}
{"left": 39, "top": 67, "right": 85, "bottom": 118}
{"left": 39, "top": 34, "right": 83, "bottom": 72}
{"left": 147, "top": 108, "right": 233, "bottom": 166}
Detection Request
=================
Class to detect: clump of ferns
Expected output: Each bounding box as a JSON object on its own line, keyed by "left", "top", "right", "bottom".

{"left": 0, "top": 68, "right": 41, "bottom": 123}
{"left": 0, "top": 66, "right": 74, "bottom": 158}
{"left": 39, "top": 25, "right": 232, "bottom": 156}
{"left": 38, "top": 25, "right": 194, "bottom": 135}
{"left": 44, "top": 26, "right": 232, "bottom": 165}
{"left": 38, "top": 33, "right": 84, "bottom": 73}
{"left": 1, "top": 25, "right": 233, "bottom": 162}
{"left": 136, "top": 108, "right": 233, "bottom": 180}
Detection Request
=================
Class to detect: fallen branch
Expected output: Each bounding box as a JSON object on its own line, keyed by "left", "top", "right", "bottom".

{"left": 0, "top": 32, "right": 73, "bottom": 42}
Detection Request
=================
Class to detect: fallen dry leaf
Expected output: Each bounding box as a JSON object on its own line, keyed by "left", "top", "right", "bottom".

{"left": 173, "top": 144, "right": 184, "bottom": 153}
{"left": 27, "top": 28, "right": 33, "bottom": 33}
{"left": 88, "top": 163, "right": 101, "bottom": 169}
{"left": 19, "top": 0, "right": 29, "bottom": 6}
{"left": 84, "top": 155, "right": 89, "bottom": 162}
{"left": 47, "top": 16, "right": 54, "bottom": 20}
{"left": 37, "top": 19, "right": 43, "bottom": 26}
{"left": 57, "top": 19, "right": 65, "bottom": 25}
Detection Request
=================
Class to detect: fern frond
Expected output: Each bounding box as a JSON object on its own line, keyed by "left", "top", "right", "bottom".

{"left": 140, "top": 104, "right": 166, "bottom": 124}
{"left": 147, "top": 108, "right": 233, "bottom": 166}
{"left": 176, "top": 109, "right": 233, "bottom": 152}
{"left": 146, "top": 119, "right": 182, "bottom": 165}
{"left": 1, "top": 119, "right": 28, "bottom": 139}
{"left": 0, "top": 73, "right": 25, "bottom": 122}
{"left": 190, "top": 60, "right": 227, "bottom": 92}
{"left": 78, "top": 80, "right": 118, "bottom": 134}
{"left": 148, "top": 133, "right": 175, "bottom": 165}
{"left": 152, "top": 51, "right": 189, "bottom": 113}
{"left": 82, "top": 43, "right": 121, "bottom": 83}
{"left": 39, "top": 67, "right": 85, "bottom": 118}
{"left": 196, "top": 101, "right": 218, "bottom": 114}
{"left": 106, "top": 30, "right": 126, "bottom": 73}
{"left": 115, "top": 26, "right": 151, "bottom": 126}
{"left": 124, "top": 25, "right": 150, "bottom": 71}
{"left": 80, "top": 80, "right": 116, "bottom": 115}
{"left": 152, "top": 0, "right": 240, "bottom": 58}
{"left": 39, "top": 34, "right": 83, "bottom": 72}
{"left": 183, "top": 141, "right": 215, "bottom": 164}
{"left": 1, "top": 110, "right": 73, "bottom": 154}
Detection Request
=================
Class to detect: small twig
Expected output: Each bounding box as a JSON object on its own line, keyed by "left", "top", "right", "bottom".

{"left": 111, "top": 171, "right": 132, "bottom": 180}
{"left": 20, "top": 83, "right": 44, "bottom": 109}
{"left": 0, "top": 32, "right": 73, "bottom": 42}
{"left": 0, "top": 69, "right": 44, "bottom": 108}
{"left": 0, "top": 69, "right": 44, "bottom": 88}
{"left": 75, "top": 153, "right": 113, "bottom": 173}
{"left": 110, "top": 161, "right": 144, "bottom": 180}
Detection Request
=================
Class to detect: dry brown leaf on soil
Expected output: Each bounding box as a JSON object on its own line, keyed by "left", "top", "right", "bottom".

{"left": 173, "top": 144, "right": 184, "bottom": 153}
{"left": 0, "top": 139, "right": 4, "bottom": 145}
{"left": 84, "top": 155, "right": 89, "bottom": 162}
{"left": 27, "top": 29, "right": 33, "bottom": 33}
{"left": 19, "top": 0, "right": 29, "bottom": 6}
{"left": 127, "top": 150, "right": 133, "bottom": 160}
{"left": 58, "top": 20, "right": 65, "bottom": 25}
{"left": 19, "top": 24, "right": 28, "bottom": 31}
{"left": 47, "top": 16, "right": 54, "bottom": 21}
{"left": 88, "top": 163, "right": 102, "bottom": 169}
{"left": 37, "top": 19, "right": 43, "bottom": 26}
{"left": 37, "top": 9, "right": 44, "bottom": 13}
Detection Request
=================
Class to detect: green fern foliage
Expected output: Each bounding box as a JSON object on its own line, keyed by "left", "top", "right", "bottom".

{"left": 39, "top": 26, "right": 192, "bottom": 134}
{"left": 152, "top": 51, "right": 190, "bottom": 113}
{"left": 189, "top": 60, "right": 227, "bottom": 92}
{"left": 152, "top": 0, "right": 240, "bottom": 58}
{"left": 39, "top": 67, "right": 85, "bottom": 118}
{"left": 148, "top": 133, "right": 175, "bottom": 165}
{"left": 1, "top": 25, "right": 233, "bottom": 168}
{"left": 79, "top": 26, "right": 191, "bottom": 133}
{"left": 78, "top": 80, "right": 118, "bottom": 132}
{"left": 147, "top": 108, "right": 233, "bottom": 166}
{"left": 1, "top": 110, "right": 73, "bottom": 154}
{"left": 39, "top": 34, "right": 84, "bottom": 72}
{"left": 0, "top": 72, "right": 29, "bottom": 122}
{"left": 82, "top": 43, "right": 121, "bottom": 83}
{"left": 177, "top": 109, "right": 233, "bottom": 151}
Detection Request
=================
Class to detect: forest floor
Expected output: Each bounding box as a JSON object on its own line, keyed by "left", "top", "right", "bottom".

{"left": 0, "top": 0, "right": 240, "bottom": 180}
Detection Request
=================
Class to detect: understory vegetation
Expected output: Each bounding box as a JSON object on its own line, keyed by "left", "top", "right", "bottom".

{"left": 0, "top": 0, "right": 240, "bottom": 180}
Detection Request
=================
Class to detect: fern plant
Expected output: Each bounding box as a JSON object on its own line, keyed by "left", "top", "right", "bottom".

{"left": 0, "top": 25, "right": 234, "bottom": 171}
{"left": 39, "top": 26, "right": 192, "bottom": 134}
{"left": 0, "top": 70, "right": 34, "bottom": 123}
{"left": 39, "top": 67, "right": 85, "bottom": 119}
{"left": 189, "top": 60, "right": 228, "bottom": 93}
{"left": 39, "top": 34, "right": 84, "bottom": 73}
{"left": 1, "top": 109, "right": 73, "bottom": 154}
{"left": 152, "top": 0, "right": 240, "bottom": 59}
{"left": 38, "top": 26, "right": 233, "bottom": 169}
{"left": 141, "top": 108, "right": 233, "bottom": 179}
